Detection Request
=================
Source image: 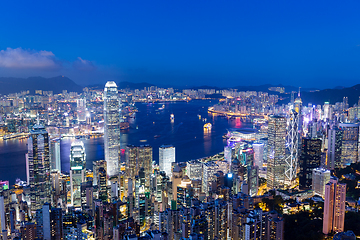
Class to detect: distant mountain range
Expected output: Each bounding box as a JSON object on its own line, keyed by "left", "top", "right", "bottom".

{"left": 294, "top": 85, "right": 360, "bottom": 106}
{"left": 0, "top": 76, "right": 359, "bottom": 106}
{"left": 0, "top": 76, "right": 83, "bottom": 94}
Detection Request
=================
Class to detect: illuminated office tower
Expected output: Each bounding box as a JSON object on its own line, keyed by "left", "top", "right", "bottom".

{"left": 70, "top": 140, "right": 86, "bottom": 207}
{"left": 98, "top": 167, "right": 108, "bottom": 201}
{"left": 323, "top": 177, "right": 346, "bottom": 234}
{"left": 339, "top": 123, "right": 359, "bottom": 167}
{"left": 299, "top": 138, "right": 321, "bottom": 190}
{"left": 252, "top": 142, "right": 264, "bottom": 168}
{"left": 27, "top": 124, "right": 51, "bottom": 214}
{"left": 104, "top": 81, "right": 120, "bottom": 177}
{"left": 267, "top": 115, "right": 286, "bottom": 190}
{"left": 323, "top": 102, "right": 330, "bottom": 120}
{"left": 238, "top": 147, "right": 258, "bottom": 196}
{"left": 312, "top": 168, "right": 331, "bottom": 198}
{"left": 186, "top": 160, "right": 203, "bottom": 180}
{"left": 327, "top": 128, "right": 343, "bottom": 170}
{"left": 202, "top": 161, "right": 218, "bottom": 195}
{"left": 159, "top": 145, "right": 175, "bottom": 178}
{"left": 50, "top": 139, "right": 61, "bottom": 172}
{"left": 76, "top": 99, "right": 86, "bottom": 122}
{"left": 93, "top": 160, "right": 106, "bottom": 186}
{"left": 285, "top": 109, "right": 299, "bottom": 186}
{"left": 125, "top": 145, "right": 153, "bottom": 192}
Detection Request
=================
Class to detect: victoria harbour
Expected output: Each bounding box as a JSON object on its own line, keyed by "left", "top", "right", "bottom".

{"left": 0, "top": 100, "right": 251, "bottom": 185}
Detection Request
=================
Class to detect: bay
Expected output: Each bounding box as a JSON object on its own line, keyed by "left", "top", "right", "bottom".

{"left": 0, "top": 100, "right": 251, "bottom": 185}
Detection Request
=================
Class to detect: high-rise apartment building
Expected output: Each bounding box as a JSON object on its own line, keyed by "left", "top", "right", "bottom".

{"left": 159, "top": 145, "right": 175, "bottom": 178}
{"left": 299, "top": 138, "right": 322, "bottom": 189}
{"left": 312, "top": 168, "right": 331, "bottom": 198}
{"left": 27, "top": 124, "right": 51, "bottom": 214}
{"left": 323, "top": 177, "right": 346, "bottom": 234}
{"left": 267, "top": 115, "right": 286, "bottom": 190}
{"left": 104, "top": 81, "right": 120, "bottom": 177}
{"left": 70, "top": 140, "right": 86, "bottom": 207}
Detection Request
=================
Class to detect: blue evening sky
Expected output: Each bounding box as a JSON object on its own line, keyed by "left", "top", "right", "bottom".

{"left": 1, "top": 0, "right": 360, "bottom": 88}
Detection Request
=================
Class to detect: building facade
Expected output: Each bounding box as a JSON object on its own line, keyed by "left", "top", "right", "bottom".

{"left": 104, "top": 81, "right": 120, "bottom": 177}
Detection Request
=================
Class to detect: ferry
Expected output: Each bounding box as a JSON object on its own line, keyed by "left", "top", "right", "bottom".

{"left": 203, "top": 123, "right": 212, "bottom": 130}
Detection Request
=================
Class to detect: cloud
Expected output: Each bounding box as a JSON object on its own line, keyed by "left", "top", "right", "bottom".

{"left": 0, "top": 48, "right": 60, "bottom": 69}
{"left": 73, "top": 57, "right": 97, "bottom": 71}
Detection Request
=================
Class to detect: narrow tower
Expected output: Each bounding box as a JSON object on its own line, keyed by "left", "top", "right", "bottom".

{"left": 70, "top": 140, "right": 86, "bottom": 207}
{"left": 104, "top": 81, "right": 120, "bottom": 177}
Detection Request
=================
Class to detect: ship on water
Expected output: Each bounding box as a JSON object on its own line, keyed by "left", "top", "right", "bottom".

{"left": 203, "top": 123, "right": 212, "bottom": 131}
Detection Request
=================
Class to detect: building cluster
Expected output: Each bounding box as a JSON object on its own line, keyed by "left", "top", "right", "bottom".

{"left": 0, "top": 83, "right": 360, "bottom": 239}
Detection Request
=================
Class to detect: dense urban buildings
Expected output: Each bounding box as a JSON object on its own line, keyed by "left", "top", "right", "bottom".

{"left": 0, "top": 82, "right": 359, "bottom": 239}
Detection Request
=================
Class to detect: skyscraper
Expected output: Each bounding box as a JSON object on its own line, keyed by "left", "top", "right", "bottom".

{"left": 70, "top": 140, "right": 86, "bottom": 207}
{"left": 299, "top": 138, "right": 321, "bottom": 190}
{"left": 159, "top": 145, "right": 175, "bottom": 178}
{"left": 339, "top": 123, "right": 359, "bottom": 166}
{"left": 252, "top": 142, "right": 264, "bottom": 169}
{"left": 27, "top": 124, "right": 51, "bottom": 214}
{"left": 50, "top": 139, "right": 61, "bottom": 172}
{"left": 285, "top": 109, "right": 299, "bottom": 186}
{"left": 76, "top": 99, "right": 86, "bottom": 122}
{"left": 267, "top": 115, "right": 286, "bottom": 190}
{"left": 125, "top": 145, "right": 153, "bottom": 193}
{"left": 104, "top": 81, "right": 120, "bottom": 177}
{"left": 327, "top": 127, "right": 343, "bottom": 170}
{"left": 323, "top": 177, "right": 346, "bottom": 234}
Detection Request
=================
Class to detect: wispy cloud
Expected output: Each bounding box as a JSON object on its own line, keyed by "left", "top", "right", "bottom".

{"left": 73, "top": 57, "right": 97, "bottom": 71}
{"left": 0, "top": 48, "right": 60, "bottom": 69}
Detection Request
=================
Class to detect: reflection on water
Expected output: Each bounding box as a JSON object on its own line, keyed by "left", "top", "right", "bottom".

{"left": 0, "top": 100, "right": 252, "bottom": 184}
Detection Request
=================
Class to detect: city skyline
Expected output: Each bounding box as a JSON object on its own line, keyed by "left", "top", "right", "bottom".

{"left": 2, "top": 1, "right": 360, "bottom": 239}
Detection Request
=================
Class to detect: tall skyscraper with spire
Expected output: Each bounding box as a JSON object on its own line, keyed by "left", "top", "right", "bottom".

{"left": 104, "top": 81, "right": 120, "bottom": 177}
{"left": 26, "top": 124, "right": 51, "bottom": 214}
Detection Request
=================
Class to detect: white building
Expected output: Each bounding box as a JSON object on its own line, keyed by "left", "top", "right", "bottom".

{"left": 186, "top": 160, "right": 203, "bottom": 180}
{"left": 159, "top": 145, "right": 175, "bottom": 177}
{"left": 312, "top": 168, "right": 331, "bottom": 198}
{"left": 104, "top": 81, "right": 120, "bottom": 177}
{"left": 253, "top": 142, "right": 264, "bottom": 168}
{"left": 202, "top": 161, "right": 219, "bottom": 195}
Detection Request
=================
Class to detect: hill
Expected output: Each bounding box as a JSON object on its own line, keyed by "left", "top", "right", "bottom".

{"left": 0, "top": 76, "right": 83, "bottom": 94}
